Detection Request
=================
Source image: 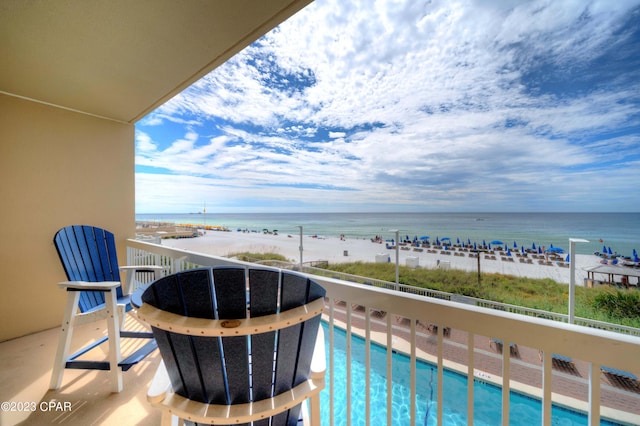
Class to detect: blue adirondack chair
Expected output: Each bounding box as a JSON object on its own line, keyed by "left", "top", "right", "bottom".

{"left": 50, "top": 225, "right": 163, "bottom": 392}
{"left": 134, "top": 266, "right": 326, "bottom": 426}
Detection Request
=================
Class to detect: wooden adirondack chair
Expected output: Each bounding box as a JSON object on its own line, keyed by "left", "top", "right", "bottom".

{"left": 134, "top": 266, "right": 326, "bottom": 426}
{"left": 50, "top": 225, "right": 163, "bottom": 393}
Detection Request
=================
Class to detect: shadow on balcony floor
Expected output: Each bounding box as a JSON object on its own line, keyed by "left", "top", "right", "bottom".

{"left": 0, "top": 314, "right": 161, "bottom": 426}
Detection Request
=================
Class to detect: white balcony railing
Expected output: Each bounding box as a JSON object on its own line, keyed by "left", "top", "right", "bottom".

{"left": 127, "top": 239, "right": 640, "bottom": 425}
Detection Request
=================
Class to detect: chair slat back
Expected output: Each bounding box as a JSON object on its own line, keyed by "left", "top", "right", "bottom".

{"left": 142, "top": 266, "right": 326, "bottom": 426}
{"left": 54, "top": 225, "right": 122, "bottom": 312}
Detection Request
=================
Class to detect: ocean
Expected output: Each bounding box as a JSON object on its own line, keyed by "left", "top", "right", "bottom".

{"left": 135, "top": 212, "right": 639, "bottom": 257}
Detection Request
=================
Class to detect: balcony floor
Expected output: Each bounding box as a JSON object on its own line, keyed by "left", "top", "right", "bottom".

{"left": 0, "top": 314, "right": 161, "bottom": 425}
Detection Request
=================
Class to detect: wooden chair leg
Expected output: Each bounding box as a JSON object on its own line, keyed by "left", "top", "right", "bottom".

{"left": 309, "top": 393, "right": 321, "bottom": 426}
{"left": 105, "top": 289, "right": 123, "bottom": 392}
{"left": 117, "top": 304, "right": 127, "bottom": 330}
{"left": 49, "top": 291, "right": 80, "bottom": 390}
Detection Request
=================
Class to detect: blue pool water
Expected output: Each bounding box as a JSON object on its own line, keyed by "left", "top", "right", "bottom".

{"left": 320, "top": 323, "right": 623, "bottom": 426}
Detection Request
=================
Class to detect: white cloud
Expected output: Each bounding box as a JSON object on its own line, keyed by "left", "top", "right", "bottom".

{"left": 137, "top": 0, "right": 640, "bottom": 213}
{"left": 135, "top": 131, "right": 157, "bottom": 153}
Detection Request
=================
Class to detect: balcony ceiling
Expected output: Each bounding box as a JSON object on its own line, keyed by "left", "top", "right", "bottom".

{"left": 0, "top": 0, "right": 312, "bottom": 124}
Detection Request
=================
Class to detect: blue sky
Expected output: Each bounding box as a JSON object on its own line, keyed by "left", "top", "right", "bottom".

{"left": 135, "top": 0, "right": 640, "bottom": 213}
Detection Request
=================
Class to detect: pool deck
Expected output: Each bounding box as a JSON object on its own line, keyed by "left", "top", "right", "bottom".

{"left": 327, "top": 301, "right": 640, "bottom": 425}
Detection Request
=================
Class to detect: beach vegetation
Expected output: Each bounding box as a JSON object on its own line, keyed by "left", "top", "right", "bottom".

{"left": 591, "top": 290, "right": 640, "bottom": 320}
{"left": 320, "top": 262, "right": 640, "bottom": 328}
{"left": 229, "top": 252, "right": 289, "bottom": 263}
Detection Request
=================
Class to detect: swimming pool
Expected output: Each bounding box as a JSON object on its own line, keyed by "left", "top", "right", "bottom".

{"left": 320, "top": 323, "right": 623, "bottom": 425}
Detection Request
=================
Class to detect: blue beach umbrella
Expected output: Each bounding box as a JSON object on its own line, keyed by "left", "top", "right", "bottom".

{"left": 436, "top": 238, "right": 440, "bottom": 245}
{"left": 550, "top": 243, "right": 554, "bottom": 248}
{"left": 457, "top": 238, "right": 460, "bottom": 244}
{"left": 608, "top": 247, "right": 613, "bottom": 255}
{"left": 507, "top": 248, "right": 512, "bottom": 256}
{"left": 547, "top": 247, "right": 564, "bottom": 254}
{"left": 565, "top": 254, "right": 570, "bottom": 262}
{"left": 532, "top": 242, "right": 536, "bottom": 250}
{"left": 521, "top": 246, "right": 525, "bottom": 254}
{"left": 420, "top": 236, "right": 429, "bottom": 241}
{"left": 473, "top": 242, "right": 477, "bottom": 250}
{"left": 603, "top": 245, "right": 607, "bottom": 253}
{"left": 483, "top": 240, "right": 487, "bottom": 247}
{"left": 513, "top": 241, "right": 518, "bottom": 248}
{"left": 538, "top": 247, "right": 542, "bottom": 254}
{"left": 491, "top": 240, "right": 503, "bottom": 245}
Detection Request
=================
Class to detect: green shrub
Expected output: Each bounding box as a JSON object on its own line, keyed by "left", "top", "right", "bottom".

{"left": 593, "top": 291, "right": 640, "bottom": 319}
{"left": 230, "top": 252, "right": 289, "bottom": 262}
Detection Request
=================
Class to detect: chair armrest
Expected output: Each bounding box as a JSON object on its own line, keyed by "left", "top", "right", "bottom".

{"left": 310, "top": 326, "right": 326, "bottom": 380}
{"left": 57, "top": 281, "right": 120, "bottom": 291}
{"left": 147, "top": 360, "right": 172, "bottom": 405}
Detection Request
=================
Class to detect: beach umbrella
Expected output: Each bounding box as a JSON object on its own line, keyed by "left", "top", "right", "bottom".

{"left": 436, "top": 238, "right": 440, "bottom": 245}
{"left": 565, "top": 254, "right": 570, "bottom": 262}
{"left": 521, "top": 246, "right": 525, "bottom": 254}
{"left": 441, "top": 237, "right": 451, "bottom": 245}
{"left": 550, "top": 243, "right": 554, "bottom": 248}
{"left": 603, "top": 245, "right": 607, "bottom": 253}
{"left": 608, "top": 247, "right": 613, "bottom": 255}
{"left": 488, "top": 243, "right": 492, "bottom": 250}
{"left": 420, "top": 236, "right": 429, "bottom": 241}
{"left": 538, "top": 247, "right": 542, "bottom": 254}
{"left": 491, "top": 240, "right": 503, "bottom": 245}
{"left": 532, "top": 242, "right": 536, "bottom": 250}
{"left": 507, "top": 248, "right": 512, "bottom": 256}
{"left": 547, "top": 247, "right": 564, "bottom": 254}
{"left": 513, "top": 241, "right": 518, "bottom": 248}
{"left": 473, "top": 242, "right": 477, "bottom": 250}
{"left": 467, "top": 238, "right": 471, "bottom": 245}
{"left": 483, "top": 240, "right": 486, "bottom": 247}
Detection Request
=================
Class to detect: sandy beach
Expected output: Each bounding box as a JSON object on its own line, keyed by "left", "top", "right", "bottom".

{"left": 158, "top": 230, "right": 604, "bottom": 285}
